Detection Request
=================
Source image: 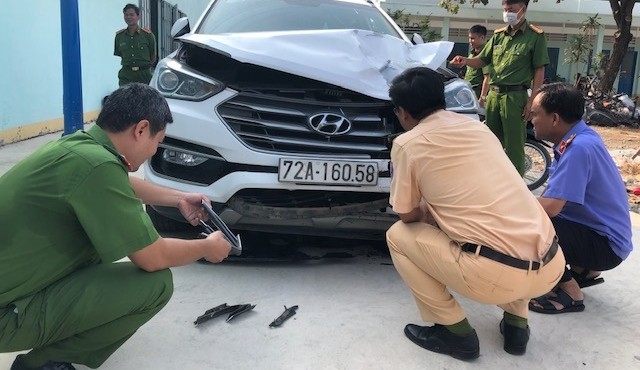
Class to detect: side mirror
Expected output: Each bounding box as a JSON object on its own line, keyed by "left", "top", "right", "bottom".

{"left": 411, "top": 33, "right": 424, "bottom": 45}
{"left": 171, "top": 17, "right": 190, "bottom": 39}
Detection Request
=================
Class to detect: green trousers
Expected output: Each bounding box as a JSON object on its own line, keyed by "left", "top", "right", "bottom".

{"left": 0, "top": 263, "right": 173, "bottom": 368}
{"left": 484, "top": 90, "right": 528, "bottom": 175}
{"left": 118, "top": 67, "right": 153, "bottom": 86}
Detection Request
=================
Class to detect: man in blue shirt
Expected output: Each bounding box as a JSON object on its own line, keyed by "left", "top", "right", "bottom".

{"left": 528, "top": 83, "right": 633, "bottom": 314}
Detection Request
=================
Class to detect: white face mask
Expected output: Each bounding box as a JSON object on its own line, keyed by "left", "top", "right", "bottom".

{"left": 502, "top": 9, "right": 522, "bottom": 25}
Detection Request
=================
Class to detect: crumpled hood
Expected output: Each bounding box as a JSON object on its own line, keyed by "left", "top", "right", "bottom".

{"left": 179, "top": 29, "right": 454, "bottom": 100}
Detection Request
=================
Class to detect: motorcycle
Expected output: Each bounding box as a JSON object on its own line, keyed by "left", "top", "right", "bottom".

{"left": 584, "top": 93, "right": 640, "bottom": 129}
{"left": 523, "top": 122, "right": 552, "bottom": 191}
{"left": 480, "top": 114, "right": 551, "bottom": 191}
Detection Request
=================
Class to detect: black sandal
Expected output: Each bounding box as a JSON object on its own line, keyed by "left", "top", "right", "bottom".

{"left": 529, "top": 287, "right": 585, "bottom": 314}
{"left": 570, "top": 269, "right": 604, "bottom": 288}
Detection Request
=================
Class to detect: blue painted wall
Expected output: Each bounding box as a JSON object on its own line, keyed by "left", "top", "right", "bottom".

{"left": 0, "top": 1, "right": 124, "bottom": 138}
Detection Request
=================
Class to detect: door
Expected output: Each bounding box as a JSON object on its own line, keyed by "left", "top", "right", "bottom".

{"left": 544, "top": 47, "right": 559, "bottom": 82}
{"left": 617, "top": 48, "right": 637, "bottom": 95}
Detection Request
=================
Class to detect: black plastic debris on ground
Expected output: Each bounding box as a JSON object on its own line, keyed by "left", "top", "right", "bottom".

{"left": 194, "top": 303, "right": 256, "bottom": 326}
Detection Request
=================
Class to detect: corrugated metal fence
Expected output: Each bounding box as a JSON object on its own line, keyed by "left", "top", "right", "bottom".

{"left": 138, "top": 0, "right": 186, "bottom": 61}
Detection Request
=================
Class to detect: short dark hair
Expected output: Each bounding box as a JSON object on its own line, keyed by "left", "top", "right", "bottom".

{"left": 123, "top": 3, "right": 140, "bottom": 15}
{"left": 469, "top": 25, "right": 487, "bottom": 36}
{"left": 502, "top": 0, "right": 529, "bottom": 6}
{"left": 388, "top": 67, "right": 446, "bottom": 121}
{"left": 97, "top": 83, "right": 173, "bottom": 135}
{"left": 536, "top": 83, "right": 584, "bottom": 124}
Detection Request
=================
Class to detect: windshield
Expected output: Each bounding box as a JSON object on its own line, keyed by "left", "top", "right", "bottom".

{"left": 197, "top": 0, "right": 402, "bottom": 38}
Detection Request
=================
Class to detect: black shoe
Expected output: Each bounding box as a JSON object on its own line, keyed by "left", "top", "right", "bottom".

{"left": 499, "top": 319, "right": 530, "bottom": 355}
{"left": 404, "top": 323, "right": 480, "bottom": 360}
{"left": 11, "top": 355, "right": 76, "bottom": 370}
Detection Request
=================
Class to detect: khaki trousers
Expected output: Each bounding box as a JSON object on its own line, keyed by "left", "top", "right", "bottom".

{"left": 386, "top": 221, "right": 565, "bottom": 324}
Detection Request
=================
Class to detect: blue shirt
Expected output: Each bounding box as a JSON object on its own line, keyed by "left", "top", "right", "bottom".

{"left": 544, "top": 120, "right": 633, "bottom": 260}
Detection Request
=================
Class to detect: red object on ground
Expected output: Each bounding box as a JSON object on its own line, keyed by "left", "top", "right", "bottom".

{"left": 634, "top": 187, "right": 640, "bottom": 196}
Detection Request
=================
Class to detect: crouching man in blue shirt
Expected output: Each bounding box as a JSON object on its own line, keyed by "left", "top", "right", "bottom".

{"left": 528, "top": 83, "right": 633, "bottom": 314}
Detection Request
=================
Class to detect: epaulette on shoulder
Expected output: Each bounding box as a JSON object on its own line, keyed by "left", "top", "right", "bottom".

{"left": 529, "top": 24, "right": 544, "bottom": 34}
{"left": 494, "top": 26, "right": 508, "bottom": 33}
{"left": 141, "top": 28, "right": 152, "bottom": 34}
{"left": 116, "top": 28, "right": 126, "bottom": 34}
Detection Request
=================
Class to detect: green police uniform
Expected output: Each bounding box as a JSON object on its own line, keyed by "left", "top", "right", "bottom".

{"left": 478, "top": 21, "right": 549, "bottom": 175}
{"left": 464, "top": 48, "right": 490, "bottom": 99}
{"left": 114, "top": 26, "right": 156, "bottom": 86}
{"left": 0, "top": 126, "right": 172, "bottom": 368}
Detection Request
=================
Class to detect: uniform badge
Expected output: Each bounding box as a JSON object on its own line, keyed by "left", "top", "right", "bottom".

{"left": 557, "top": 133, "right": 576, "bottom": 155}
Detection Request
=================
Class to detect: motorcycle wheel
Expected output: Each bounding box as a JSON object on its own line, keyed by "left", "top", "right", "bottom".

{"left": 523, "top": 140, "right": 551, "bottom": 191}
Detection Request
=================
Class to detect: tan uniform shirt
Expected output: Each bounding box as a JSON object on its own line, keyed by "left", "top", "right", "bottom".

{"left": 389, "top": 110, "right": 555, "bottom": 261}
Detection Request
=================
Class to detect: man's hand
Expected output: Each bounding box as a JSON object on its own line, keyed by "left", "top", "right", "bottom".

{"left": 203, "top": 231, "right": 232, "bottom": 263}
{"left": 421, "top": 210, "right": 439, "bottom": 227}
{"left": 449, "top": 55, "right": 466, "bottom": 68}
{"left": 178, "top": 193, "right": 209, "bottom": 226}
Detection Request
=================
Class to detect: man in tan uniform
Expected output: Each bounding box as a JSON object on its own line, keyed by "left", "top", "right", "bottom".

{"left": 386, "top": 67, "right": 565, "bottom": 360}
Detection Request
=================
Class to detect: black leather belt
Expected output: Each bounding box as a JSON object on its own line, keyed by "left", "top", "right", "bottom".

{"left": 461, "top": 237, "right": 558, "bottom": 270}
{"left": 489, "top": 85, "right": 527, "bottom": 93}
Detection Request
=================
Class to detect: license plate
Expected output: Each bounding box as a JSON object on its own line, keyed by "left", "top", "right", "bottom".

{"left": 278, "top": 159, "right": 378, "bottom": 185}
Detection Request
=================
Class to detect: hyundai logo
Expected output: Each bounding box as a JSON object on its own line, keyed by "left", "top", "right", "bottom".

{"left": 308, "top": 113, "right": 351, "bottom": 136}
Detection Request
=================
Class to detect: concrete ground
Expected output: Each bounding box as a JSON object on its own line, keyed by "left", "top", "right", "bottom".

{"left": 1, "top": 130, "right": 639, "bottom": 370}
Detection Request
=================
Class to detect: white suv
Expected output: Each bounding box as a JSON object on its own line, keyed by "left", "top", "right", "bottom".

{"left": 144, "top": 0, "right": 479, "bottom": 239}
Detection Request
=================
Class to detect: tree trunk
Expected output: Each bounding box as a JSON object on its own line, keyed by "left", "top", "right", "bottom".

{"left": 600, "top": 0, "right": 635, "bottom": 92}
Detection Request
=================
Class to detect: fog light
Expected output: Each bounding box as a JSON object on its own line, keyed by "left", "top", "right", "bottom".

{"left": 163, "top": 150, "right": 208, "bottom": 166}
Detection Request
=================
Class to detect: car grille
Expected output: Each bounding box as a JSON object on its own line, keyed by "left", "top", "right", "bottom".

{"left": 217, "top": 91, "right": 396, "bottom": 159}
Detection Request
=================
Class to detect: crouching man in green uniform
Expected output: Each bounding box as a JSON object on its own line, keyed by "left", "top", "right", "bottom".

{"left": 0, "top": 83, "right": 232, "bottom": 370}
{"left": 450, "top": 0, "right": 549, "bottom": 176}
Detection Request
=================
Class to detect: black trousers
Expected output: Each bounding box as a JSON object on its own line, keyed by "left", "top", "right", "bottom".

{"left": 552, "top": 217, "right": 623, "bottom": 283}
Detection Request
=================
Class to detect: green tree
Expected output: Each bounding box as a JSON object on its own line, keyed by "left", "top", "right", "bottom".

{"left": 387, "top": 9, "right": 410, "bottom": 28}
{"left": 564, "top": 15, "right": 601, "bottom": 79}
{"left": 564, "top": 34, "right": 592, "bottom": 74}
{"left": 387, "top": 9, "right": 442, "bottom": 42}
{"left": 438, "top": 0, "right": 635, "bottom": 93}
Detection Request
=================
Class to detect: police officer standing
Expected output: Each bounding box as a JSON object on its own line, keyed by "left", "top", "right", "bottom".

{"left": 114, "top": 3, "right": 156, "bottom": 86}
{"left": 450, "top": 0, "right": 549, "bottom": 176}
{"left": 464, "top": 25, "right": 490, "bottom": 102}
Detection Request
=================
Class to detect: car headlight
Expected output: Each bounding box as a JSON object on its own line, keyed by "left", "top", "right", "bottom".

{"left": 152, "top": 59, "right": 224, "bottom": 101}
{"left": 444, "top": 80, "right": 479, "bottom": 113}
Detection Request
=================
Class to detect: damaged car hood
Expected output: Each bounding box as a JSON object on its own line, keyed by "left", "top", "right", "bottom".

{"left": 179, "top": 29, "right": 454, "bottom": 100}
